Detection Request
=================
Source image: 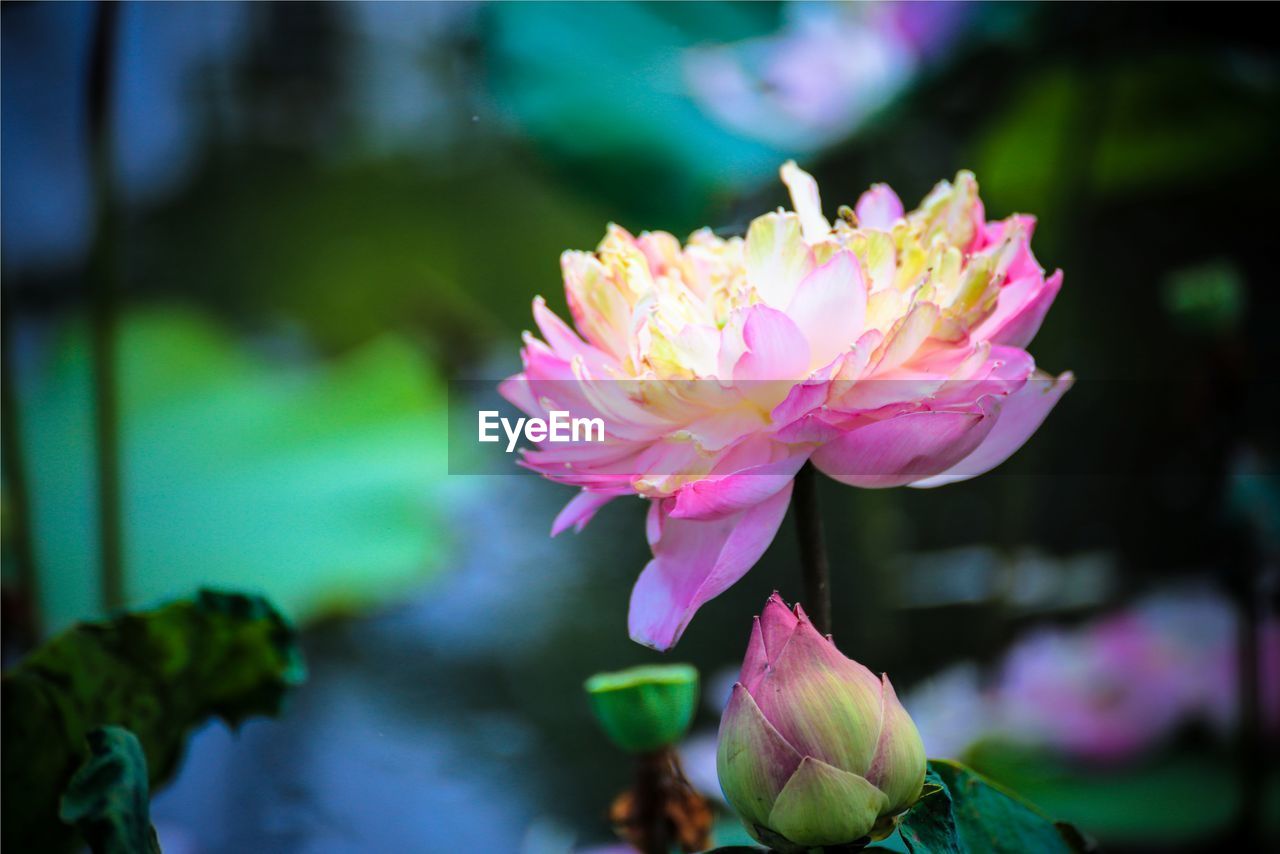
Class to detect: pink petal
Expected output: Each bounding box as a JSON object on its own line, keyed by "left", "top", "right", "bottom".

{"left": 734, "top": 305, "right": 812, "bottom": 382}
{"left": 786, "top": 250, "right": 867, "bottom": 369}
{"left": 811, "top": 400, "right": 1000, "bottom": 488}
{"left": 983, "top": 215, "right": 1042, "bottom": 281}
{"left": 927, "top": 344, "right": 1035, "bottom": 408}
{"left": 751, "top": 615, "right": 883, "bottom": 774}
{"left": 550, "top": 490, "right": 617, "bottom": 536}
{"left": 668, "top": 451, "right": 807, "bottom": 521}
{"left": 759, "top": 591, "right": 800, "bottom": 661}
{"left": 498, "top": 374, "right": 545, "bottom": 420}
{"left": 532, "top": 296, "right": 612, "bottom": 374}
{"left": 975, "top": 270, "right": 1063, "bottom": 349}
{"left": 740, "top": 617, "right": 770, "bottom": 690}
{"left": 910, "top": 370, "right": 1074, "bottom": 488}
{"left": 855, "top": 183, "right": 904, "bottom": 230}
{"left": 628, "top": 483, "right": 794, "bottom": 650}
{"left": 770, "top": 351, "right": 847, "bottom": 432}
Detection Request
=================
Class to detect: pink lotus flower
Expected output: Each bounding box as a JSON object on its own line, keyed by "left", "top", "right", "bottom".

{"left": 717, "top": 594, "right": 925, "bottom": 849}
{"left": 502, "top": 162, "right": 1072, "bottom": 649}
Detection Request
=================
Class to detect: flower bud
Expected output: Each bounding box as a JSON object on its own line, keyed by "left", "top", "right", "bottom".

{"left": 716, "top": 594, "right": 926, "bottom": 851}
{"left": 585, "top": 663, "right": 699, "bottom": 754}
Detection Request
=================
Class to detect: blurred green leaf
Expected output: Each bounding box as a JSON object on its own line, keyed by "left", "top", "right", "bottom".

{"left": 964, "top": 739, "right": 1280, "bottom": 846}
{"left": 2, "top": 589, "right": 304, "bottom": 852}
{"left": 976, "top": 56, "right": 1279, "bottom": 219}
{"left": 1162, "top": 260, "right": 1246, "bottom": 335}
{"left": 17, "top": 308, "right": 458, "bottom": 633}
{"left": 58, "top": 727, "right": 161, "bottom": 854}
{"left": 972, "top": 67, "right": 1078, "bottom": 221}
{"left": 140, "top": 158, "right": 612, "bottom": 350}
{"left": 1089, "top": 55, "right": 1278, "bottom": 193}
{"left": 484, "top": 1, "right": 786, "bottom": 223}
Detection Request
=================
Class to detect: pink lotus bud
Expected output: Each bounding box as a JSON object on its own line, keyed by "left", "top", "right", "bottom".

{"left": 716, "top": 593, "right": 926, "bottom": 850}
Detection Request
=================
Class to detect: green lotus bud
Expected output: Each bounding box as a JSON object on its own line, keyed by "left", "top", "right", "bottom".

{"left": 585, "top": 663, "right": 699, "bottom": 754}
{"left": 716, "top": 594, "right": 926, "bottom": 852}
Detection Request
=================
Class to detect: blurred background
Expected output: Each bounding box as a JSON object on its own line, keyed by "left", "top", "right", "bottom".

{"left": 2, "top": 2, "right": 1278, "bottom": 851}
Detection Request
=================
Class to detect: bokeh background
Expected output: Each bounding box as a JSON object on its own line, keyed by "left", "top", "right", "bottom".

{"left": 3, "top": 2, "right": 1279, "bottom": 852}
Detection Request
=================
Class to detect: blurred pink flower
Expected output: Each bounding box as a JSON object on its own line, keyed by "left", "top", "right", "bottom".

{"left": 502, "top": 162, "right": 1070, "bottom": 649}
{"left": 684, "top": 2, "right": 971, "bottom": 151}
{"left": 999, "top": 592, "right": 1280, "bottom": 761}
{"left": 997, "top": 616, "right": 1190, "bottom": 762}
{"left": 906, "top": 588, "right": 1280, "bottom": 764}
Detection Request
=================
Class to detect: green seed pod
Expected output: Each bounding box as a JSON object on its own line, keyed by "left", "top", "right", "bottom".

{"left": 584, "top": 663, "right": 699, "bottom": 753}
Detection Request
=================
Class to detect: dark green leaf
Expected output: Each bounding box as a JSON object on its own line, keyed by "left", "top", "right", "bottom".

{"left": 898, "top": 770, "right": 960, "bottom": 854}
{"left": 58, "top": 727, "right": 161, "bottom": 854}
{"left": 896, "top": 760, "right": 1088, "bottom": 854}
{"left": 2, "top": 590, "right": 305, "bottom": 852}
{"left": 907, "top": 759, "right": 1085, "bottom": 854}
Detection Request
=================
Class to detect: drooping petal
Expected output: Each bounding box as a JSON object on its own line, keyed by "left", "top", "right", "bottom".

{"left": 745, "top": 212, "right": 815, "bottom": 308}
{"left": 752, "top": 616, "right": 884, "bottom": 775}
{"left": 786, "top": 250, "right": 867, "bottom": 370}
{"left": 854, "top": 184, "right": 904, "bottom": 230}
{"left": 910, "top": 370, "right": 1074, "bottom": 488}
{"left": 766, "top": 757, "right": 889, "bottom": 848}
{"left": 781, "top": 160, "right": 830, "bottom": 243}
{"left": 864, "top": 675, "right": 927, "bottom": 815}
{"left": 811, "top": 400, "right": 999, "bottom": 488}
{"left": 628, "top": 483, "right": 793, "bottom": 650}
{"left": 550, "top": 490, "right": 616, "bottom": 536}
{"left": 717, "top": 683, "right": 804, "bottom": 828}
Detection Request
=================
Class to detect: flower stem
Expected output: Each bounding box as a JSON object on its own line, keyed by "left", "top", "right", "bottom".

{"left": 634, "top": 750, "right": 672, "bottom": 854}
{"left": 794, "top": 461, "right": 832, "bottom": 635}
{"left": 614, "top": 748, "right": 711, "bottom": 854}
